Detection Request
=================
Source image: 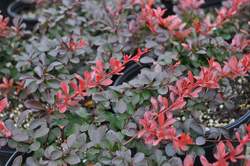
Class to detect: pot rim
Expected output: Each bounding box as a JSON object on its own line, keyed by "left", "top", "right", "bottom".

{"left": 4, "top": 151, "right": 19, "bottom": 166}
{"left": 201, "top": 0, "right": 224, "bottom": 8}
{"left": 7, "top": 0, "right": 39, "bottom": 21}
{"left": 0, "top": 146, "right": 15, "bottom": 155}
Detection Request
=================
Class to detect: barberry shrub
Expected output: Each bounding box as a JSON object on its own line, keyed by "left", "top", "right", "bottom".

{"left": 0, "top": 0, "right": 249, "bottom": 165}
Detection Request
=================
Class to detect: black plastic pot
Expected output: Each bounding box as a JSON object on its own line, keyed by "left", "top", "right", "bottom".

{"left": 0, "top": 146, "right": 15, "bottom": 166}
{"left": 161, "top": 0, "right": 175, "bottom": 17}
{"left": 114, "top": 63, "right": 250, "bottom": 165}
{"left": 7, "top": 1, "right": 39, "bottom": 30}
{"left": 194, "top": 143, "right": 245, "bottom": 166}
{"left": 161, "top": 0, "right": 224, "bottom": 13}
{"left": 4, "top": 151, "right": 30, "bottom": 166}
{"left": 113, "top": 62, "right": 151, "bottom": 86}
{"left": 0, "top": 0, "right": 15, "bottom": 17}
{"left": 5, "top": 151, "right": 20, "bottom": 166}
{"left": 194, "top": 113, "right": 250, "bottom": 166}
{"left": 201, "top": 0, "right": 225, "bottom": 8}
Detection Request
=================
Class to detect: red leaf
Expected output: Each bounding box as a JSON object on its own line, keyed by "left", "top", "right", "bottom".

{"left": 0, "top": 78, "right": 14, "bottom": 94}
{"left": 64, "top": 35, "right": 85, "bottom": 52}
{"left": 200, "top": 156, "right": 212, "bottom": 166}
{"left": 158, "top": 96, "right": 168, "bottom": 110}
{"left": 193, "top": 19, "right": 201, "bottom": 33}
{"left": 58, "top": 104, "right": 67, "bottom": 113}
{"left": 0, "top": 98, "right": 8, "bottom": 113}
{"left": 94, "top": 60, "right": 104, "bottom": 74}
{"left": 187, "top": 71, "right": 194, "bottom": 83}
{"left": 226, "top": 140, "right": 244, "bottom": 162}
{"left": 179, "top": 0, "right": 205, "bottom": 10}
{"left": 173, "top": 133, "right": 193, "bottom": 151}
{"left": 60, "top": 82, "right": 69, "bottom": 94}
{"left": 183, "top": 155, "right": 194, "bottom": 166}
{"left": 170, "top": 97, "right": 186, "bottom": 111}
{"left": 150, "top": 97, "right": 158, "bottom": 111}
{"left": 109, "top": 57, "right": 124, "bottom": 73}
{"left": 158, "top": 112, "right": 165, "bottom": 126}
{"left": 100, "top": 78, "right": 113, "bottom": 86}
{"left": 214, "top": 141, "right": 227, "bottom": 160}
{"left": 240, "top": 53, "right": 250, "bottom": 71}
{"left": 0, "top": 15, "right": 10, "bottom": 37}
{"left": 70, "top": 81, "right": 78, "bottom": 92}
{"left": 131, "top": 48, "right": 149, "bottom": 62}
{"left": 190, "top": 87, "right": 202, "bottom": 98}
{"left": 123, "top": 54, "right": 131, "bottom": 63}
{"left": 0, "top": 121, "right": 11, "bottom": 138}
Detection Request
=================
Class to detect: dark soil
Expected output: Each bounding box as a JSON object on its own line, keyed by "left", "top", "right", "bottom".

{"left": 201, "top": 76, "right": 250, "bottom": 127}
{"left": 177, "top": 76, "right": 250, "bottom": 128}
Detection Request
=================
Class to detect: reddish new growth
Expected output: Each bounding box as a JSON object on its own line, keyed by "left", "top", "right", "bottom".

{"left": 61, "top": 35, "right": 85, "bottom": 52}
{"left": 194, "top": 0, "right": 250, "bottom": 34}
{"left": 200, "top": 124, "right": 250, "bottom": 166}
{"left": 213, "top": 0, "right": 249, "bottom": 28}
{"left": 0, "top": 98, "right": 8, "bottom": 113}
{"left": 159, "top": 15, "right": 192, "bottom": 41}
{"left": 0, "top": 98, "right": 10, "bottom": 138}
{"left": 138, "top": 96, "right": 192, "bottom": 150}
{"left": 0, "top": 77, "right": 24, "bottom": 138}
{"left": 0, "top": 77, "right": 13, "bottom": 95}
{"left": 56, "top": 48, "right": 149, "bottom": 113}
{"left": 230, "top": 34, "right": 250, "bottom": 52}
{"left": 0, "top": 121, "right": 11, "bottom": 138}
{"left": 138, "top": 96, "right": 193, "bottom": 150}
{"left": 0, "top": 77, "right": 24, "bottom": 95}
{"left": 138, "top": 54, "right": 250, "bottom": 151}
{"left": 0, "top": 15, "right": 10, "bottom": 38}
{"left": 139, "top": 1, "right": 191, "bottom": 41}
{"left": 178, "top": 0, "right": 205, "bottom": 11}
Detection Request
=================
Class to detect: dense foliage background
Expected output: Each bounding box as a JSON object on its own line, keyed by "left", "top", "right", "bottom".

{"left": 0, "top": 0, "right": 250, "bottom": 165}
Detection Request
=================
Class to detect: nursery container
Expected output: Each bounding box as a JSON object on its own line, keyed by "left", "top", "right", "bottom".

{"left": 7, "top": 0, "right": 39, "bottom": 30}
{"left": 4, "top": 151, "right": 30, "bottom": 166}
{"left": 0, "top": 146, "right": 15, "bottom": 166}
{"left": 161, "top": 0, "right": 175, "bottom": 16}
{"left": 113, "top": 62, "right": 151, "bottom": 86}
{"left": 0, "top": 0, "right": 14, "bottom": 16}
{"left": 201, "top": 0, "right": 224, "bottom": 8}
{"left": 5, "top": 151, "right": 20, "bottom": 166}
{"left": 193, "top": 111, "right": 250, "bottom": 166}
{"left": 161, "top": 0, "right": 224, "bottom": 11}
{"left": 114, "top": 63, "right": 250, "bottom": 166}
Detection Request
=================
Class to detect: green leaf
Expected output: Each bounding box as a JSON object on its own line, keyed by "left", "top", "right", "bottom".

{"left": 140, "top": 56, "right": 154, "bottom": 63}
{"left": 113, "top": 99, "right": 127, "bottom": 114}
{"left": 48, "top": 127, "right": 61, "bottom": 144}
{"left": 65, "top": 154, "right": 81, "bottom": 165}
{"left": 131, "top": 94, "right": 140, "bottom": 106}
{"left": 142, "top": 90, "right": 151, "bottom": 100}
{"left": 25, "top": 157, "right": 38, "bottom": 166}
{"left": 67, "top": 134, "right": 77, "bottom": 147}
{"left": 195, "top": 136, "right": 206, "bottom": 145}
{"left": 30, "top": 141, "right": 41, "bottom": 151}
{"left": 104, "top": 112, "right": 127, "bottom": 130}
{"left": 165, "top": 143, "right": 176, "bottom": 157}
{"left": 34, "top": 126, "right": 49, "bottom": 139}
{"left": 75, "top": 108, "right": 90, "bottom": 119}
{"left": 50, "top": 150, "right": 63, "bottom": 160}
{"left": 190, "top": 146, "right": 205, "bottom": 156}
{"left": 12, "top": 130, "right": 29, "bottom": 142}
{"left": 133, "top": 152, "right": 145, "bottom": 163}
{"left": 88, "top": 125, "right": 107, "bottom": 144}
{"left": 51, "top": 118, "right": 68, "bottom": 127}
